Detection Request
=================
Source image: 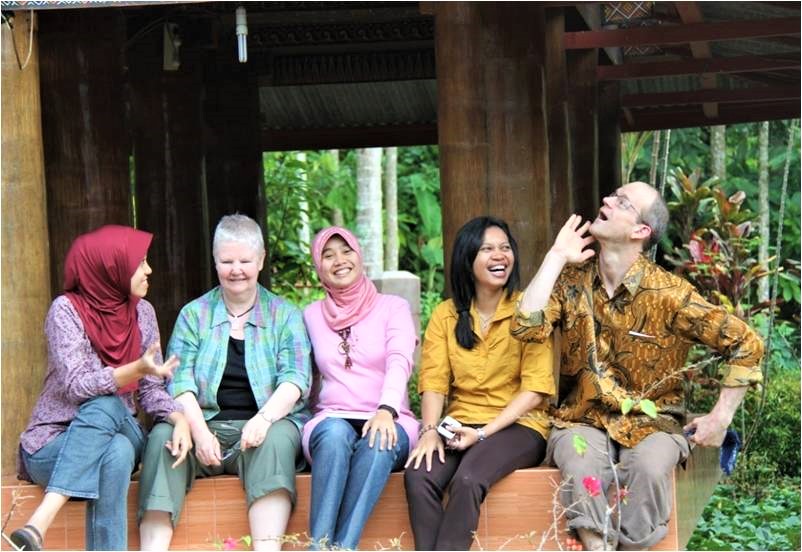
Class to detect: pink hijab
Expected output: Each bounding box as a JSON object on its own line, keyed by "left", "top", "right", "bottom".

{"left": 311, "top": 226, "right": 379, "bottom": 331}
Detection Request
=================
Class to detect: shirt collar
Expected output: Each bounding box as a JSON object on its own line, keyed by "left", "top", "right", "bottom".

{"left": 210, "top": 286, "right": 268, "bottom": 329}
{"left": 593, "top": 255, "right": 648, "bottom": 297}
{"left": 470, "top": 290, "right": 518, "bottom": 322}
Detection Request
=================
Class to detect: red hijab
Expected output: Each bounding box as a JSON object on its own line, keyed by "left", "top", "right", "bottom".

{"left": 311, "top": 226, "right": 378, "bottom": 331}
{"left": 63, "top": 225, "right": 153, "bottom": 394}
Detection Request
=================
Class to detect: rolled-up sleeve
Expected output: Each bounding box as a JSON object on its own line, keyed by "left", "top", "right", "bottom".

{"left": 519, "top": 337, "right": 556, "bottom": 397}
{"left": 275, "top": 307, "right": 312, "bottom": 399}
{"left": 418, "top": 303, "right": 452, "bottom": 396}
{"left": 511, "top": 290, "right": 563, "bottom": 343}
{"left": 672, "top": 289, "right": 764, "bottom": 388}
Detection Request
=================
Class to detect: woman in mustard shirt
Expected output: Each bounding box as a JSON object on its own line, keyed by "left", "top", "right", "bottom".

{"left": 404, "top": 216, "right": 555, "bottom": 550}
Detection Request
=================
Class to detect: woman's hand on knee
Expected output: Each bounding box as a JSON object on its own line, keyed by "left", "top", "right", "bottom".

{"left": 165, "top": 413, "right": 192, "bottom": 468}
{"left": 405, "top": 431, "right": 445, "bottom": 472}
{"left": 362, "top": 409, "right": 397, "bottom": 451}
{"left": 241, "top": 415, "right": 271, "bottom": 451}
{"left": 194, "top": 427, "right": 222, "bottom": 466}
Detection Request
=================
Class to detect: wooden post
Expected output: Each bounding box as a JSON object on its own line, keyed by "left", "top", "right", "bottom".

{"left": 567, "top": 49, "right": 600, "bottom": 221}
{"left": 598, "top": 81, "right": 622, "bottom": 196}
{"left": 433, "top": 3, "right": 488, "bottom": 291}
{"left": 38, "top": 10, "right": 131, "bottom": 297}
{"left": 202, "top": 66, "right": 265, "bottom": 287}
{"left": 1, "top": 11, "right": 51, "bottom": 476}
{"left": 129, "top": 34, "right": 209, "bottom": 338}
{"left": 434, "top": 3, "right": 554, "bottom": 286}
{"left": 545, "top": 8, "right": 573, "bottom": 229}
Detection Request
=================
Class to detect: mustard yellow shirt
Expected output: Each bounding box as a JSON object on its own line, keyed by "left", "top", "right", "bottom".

{"left": 418, "top": 291, "right": 555, "bottom": 439}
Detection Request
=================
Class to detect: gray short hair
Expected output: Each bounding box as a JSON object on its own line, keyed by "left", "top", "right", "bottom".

{"left": 641, "top": 189, "right": 669, "bottom": 251}
{"left": 212, "top": 214, "right": 265, "bottom": 260}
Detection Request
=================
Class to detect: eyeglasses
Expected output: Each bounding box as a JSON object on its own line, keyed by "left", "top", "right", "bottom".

{"left": 607, "top": 192, "right": 643, "bottom": 220}
{"left": 337, "top": 327, "right": 353, "bottom": 370}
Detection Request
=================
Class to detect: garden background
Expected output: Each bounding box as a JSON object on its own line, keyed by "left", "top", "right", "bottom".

{"left": 262, "top": 120, "right": 800, "bottom": 551}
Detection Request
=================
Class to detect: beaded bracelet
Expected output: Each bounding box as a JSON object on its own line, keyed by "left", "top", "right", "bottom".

{"left": 418, "top": 424, "right": 437, "bottom": 438}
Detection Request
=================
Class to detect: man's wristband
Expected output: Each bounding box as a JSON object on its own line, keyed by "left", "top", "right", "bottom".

{"left": 377, "top": 404, "right": 398, "bottom": 419}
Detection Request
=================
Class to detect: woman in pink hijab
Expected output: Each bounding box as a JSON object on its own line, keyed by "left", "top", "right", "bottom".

{"left": 302, "top": 226, "right": 419, "bottom": 550}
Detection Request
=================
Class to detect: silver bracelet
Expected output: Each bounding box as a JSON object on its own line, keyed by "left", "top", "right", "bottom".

{"left": 259, "top": 411, "right": 276, "bottom": 423}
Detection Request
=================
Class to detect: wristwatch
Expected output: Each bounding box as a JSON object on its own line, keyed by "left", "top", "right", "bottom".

{"left": 476, "top": 427, "right": 486, "bottom": 441}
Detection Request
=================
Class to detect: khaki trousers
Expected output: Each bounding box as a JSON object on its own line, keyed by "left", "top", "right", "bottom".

{"left": 547, "top": 425, "right": 689, "bottom": 550}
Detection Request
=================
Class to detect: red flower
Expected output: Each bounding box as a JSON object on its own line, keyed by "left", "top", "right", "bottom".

{"left": 223, "top": 537, "right": 238, "bottom": 551}
{"left": 617, "top": 486, "right": 629, "bottom": 505}
{"left": 582, "top": 476, "right": 602, "bottom": 497}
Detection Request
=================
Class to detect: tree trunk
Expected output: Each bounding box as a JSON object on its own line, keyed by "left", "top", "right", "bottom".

{"left": 649, "top": 130, "right": 661, "bottom": 186}
{"left": 710, "top": 125, "right": 726, "bottom": 181}
{"left": 328, "top": 149, "right": 344, "bottom": 227}
{"left": 356, "top": 148, "right": 383, "bottom": 278}
{"left": 383, "top": 147, "right": 399, "bottom": 271}
{"left": 296, "top": 151, "right": 310, "bottom": 255}
{"left": 757, "top": 121, "right": 770, "bottom": 302}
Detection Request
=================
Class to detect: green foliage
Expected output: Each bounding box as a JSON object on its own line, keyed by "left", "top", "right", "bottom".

{"left": 262, "top": 152, "right": 333, "bottom": 306}
{"left": 687, "top": 479, "right": 801, "bottom": 551}
{"left": 263, "top": 146, "right": 443, "bottom": 307}
{"left": 572, "top": 433, "right": 588, "bottom": 456}
{"left": 663, "top": 168, "right": 769, "bottom": 319}
{"left": 738, "top": 369, "right": 801, "bottom": 481}
{"left": 625, "top": 121, "right": 800, "bottom": 319}
{"left": 750, "top": 314, "right": 801, "bottom": 374}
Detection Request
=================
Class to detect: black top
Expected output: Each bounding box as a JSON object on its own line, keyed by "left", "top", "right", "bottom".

{"left": 213, "top": 337, "right": 259, "bottom": 420}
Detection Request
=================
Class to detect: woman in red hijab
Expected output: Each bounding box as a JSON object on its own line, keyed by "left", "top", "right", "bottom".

{"left": 11, "top": 225, "right": 190, "bottom": 551}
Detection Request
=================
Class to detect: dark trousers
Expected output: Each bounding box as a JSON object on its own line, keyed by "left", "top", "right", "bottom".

{"left": 403, "top": 423, "right": 547, "bottom": 550}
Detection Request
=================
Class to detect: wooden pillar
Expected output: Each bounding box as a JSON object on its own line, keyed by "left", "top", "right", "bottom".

{"left": 434, "top": 3, "right": 553, "bottom": 286}
{"left": 433, "top": 3, "right": 488, "bottom": 289}
{"left": 598, "top": 81, "right": 622, "bottom": 197}
{"left": 38, "top": 10, "right": 131, "bottom": 297}
{"left": 566, "top": 49, "right": 600, "bottom": 221}
{"left": 1, "top": 11, "right": 50, "bottom": 476}
{"left": 129, "top": 35, "right": 209, "bottom": 338}
{"left": 545, "top": 8, "right": 573, "bottom": 229}
{"left": 202, "top": 65, "right": 265, "bottom": 286}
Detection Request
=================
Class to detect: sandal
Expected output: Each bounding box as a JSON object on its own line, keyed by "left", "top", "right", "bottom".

{"left": 10, "top": 524, "right": 43, "bottom": 551}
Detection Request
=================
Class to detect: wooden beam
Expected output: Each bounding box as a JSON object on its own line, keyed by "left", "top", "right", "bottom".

{"left": 262, "top": 123, "right": 437, "bottom": 151}
{"left": 673, "top": 2, "right": 718, "bottom": 118}
{"left": 622, "top": 86, "right": 800, "bottom": 107}
{"left": 598, "top": 55, "right": 800, "bottom": 80}
{"left": 565, "top": 17, "right": 800, "bottom": 49}
{"left": 622, "top": 100, "right": 800, "bottom": 131}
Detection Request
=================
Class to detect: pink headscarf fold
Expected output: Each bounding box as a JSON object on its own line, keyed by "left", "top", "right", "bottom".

{"left": 311, "top": 226, "right": 378, "bottom": 331}
{"left": 64, "top": 225, "right": 153, "bottom": 394}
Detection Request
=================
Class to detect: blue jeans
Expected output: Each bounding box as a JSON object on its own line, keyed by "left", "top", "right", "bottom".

{"left": 309, "top": 417, "right": 409, "bottom": 550}
{"left": 22, "top": 395, "right": 145, "bottom": 551}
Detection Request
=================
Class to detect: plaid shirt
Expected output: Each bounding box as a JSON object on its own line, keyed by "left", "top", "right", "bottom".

{"left": 168, "top": 285, "right": 312, "bottom": 430}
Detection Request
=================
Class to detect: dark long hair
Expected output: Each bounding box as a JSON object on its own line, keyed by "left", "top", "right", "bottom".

{"left": 450, "top": 216, "right": 520, "bottom": 350}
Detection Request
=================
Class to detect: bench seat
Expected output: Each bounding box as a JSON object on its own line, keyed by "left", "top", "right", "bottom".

{"left": 1, "top": 446, "right": 718, "bottom": 550}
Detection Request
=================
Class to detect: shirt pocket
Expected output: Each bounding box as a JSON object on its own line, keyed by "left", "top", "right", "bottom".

{"left": 449, "top": 346, "right": 485, "bottom": 390}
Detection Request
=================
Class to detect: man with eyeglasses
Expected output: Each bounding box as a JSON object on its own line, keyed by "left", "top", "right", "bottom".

{"left": 510, "top": 181, "right": 763, "bottom": 550}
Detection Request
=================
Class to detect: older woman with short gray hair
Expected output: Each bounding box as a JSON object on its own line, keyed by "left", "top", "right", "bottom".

{"left": 138, "top": 214, "right": 312, "bottom": 551}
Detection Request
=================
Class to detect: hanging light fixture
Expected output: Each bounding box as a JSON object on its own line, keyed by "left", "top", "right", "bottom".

{"left": 235, "top": 6, "right": 248, "bottom": 63}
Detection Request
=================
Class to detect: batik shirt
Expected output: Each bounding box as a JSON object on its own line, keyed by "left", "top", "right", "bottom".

{"left": 511, "top": 255, "right": 763, "bottom": 447}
